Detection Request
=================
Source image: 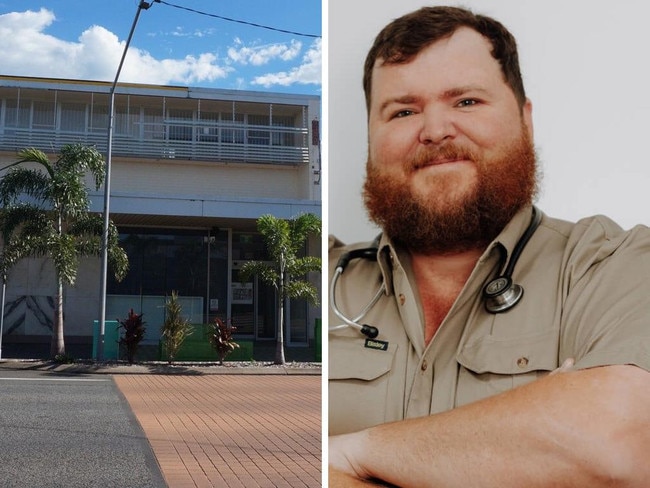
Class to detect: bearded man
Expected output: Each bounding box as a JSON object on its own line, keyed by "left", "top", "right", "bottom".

{"left": 328, "top": 6, "right": 650, "bottom": 487}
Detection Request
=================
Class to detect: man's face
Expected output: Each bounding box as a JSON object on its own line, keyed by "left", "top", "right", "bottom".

{"left": 364, "top": 27, "right": 537, "bottom": 253}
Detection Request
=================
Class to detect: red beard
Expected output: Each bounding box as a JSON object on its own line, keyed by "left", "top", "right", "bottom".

{"left": 363, "top": 126, "right": 539, "bottom": 254}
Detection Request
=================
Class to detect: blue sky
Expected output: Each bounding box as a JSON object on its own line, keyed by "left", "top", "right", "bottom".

{"left": 0, "top": 0, "right": 321, "bottom": 96}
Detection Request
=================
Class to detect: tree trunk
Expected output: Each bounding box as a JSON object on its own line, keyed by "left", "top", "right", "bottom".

{"left": 274, "top": 276, "right": 286, "bottom": 365}
{"left": 50, "top": 279, "right": 65, "bottom": 358}
{"left": 274, "top": 300, "right": 285, "bottom": 364}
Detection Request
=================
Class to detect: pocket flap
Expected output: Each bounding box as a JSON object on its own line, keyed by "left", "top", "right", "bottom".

{"left": 329, "top": 339, "right": 397, "bottom": 381}
{"left": 457, "top": 329, "right": 558, "bottom": 375}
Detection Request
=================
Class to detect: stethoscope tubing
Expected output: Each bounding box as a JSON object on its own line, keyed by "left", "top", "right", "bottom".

{"left": 329, "top": 265, "right": 386, "bottom": 334}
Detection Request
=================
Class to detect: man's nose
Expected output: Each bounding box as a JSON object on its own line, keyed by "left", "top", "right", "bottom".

{"left": 418, "top": 107, "right": 457, "bottom": 144}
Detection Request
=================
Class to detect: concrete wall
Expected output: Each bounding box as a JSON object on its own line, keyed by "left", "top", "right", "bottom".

{"left": 3, "top": 257, "right": 101, "bottom": 339}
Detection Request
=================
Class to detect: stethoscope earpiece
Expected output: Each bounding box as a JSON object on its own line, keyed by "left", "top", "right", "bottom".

{"left": 483, "top": 276, "right": 524, "bottom": 313}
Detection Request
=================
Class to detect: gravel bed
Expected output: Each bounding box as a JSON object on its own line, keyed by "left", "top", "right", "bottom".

{"left": 0, "top": 358, "right": 322, "bottom": 374}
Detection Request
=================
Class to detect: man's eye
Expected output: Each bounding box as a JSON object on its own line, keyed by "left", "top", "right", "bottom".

{"left": 392, "top": 110, "right": 414, "bottom": 118}
{"left": 457, "top": 99, "right": 478, "bottom": 107}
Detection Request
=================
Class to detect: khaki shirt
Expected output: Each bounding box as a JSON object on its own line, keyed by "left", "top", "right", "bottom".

{"left": 328, "top": 207, "right": 650, "bottom": 435}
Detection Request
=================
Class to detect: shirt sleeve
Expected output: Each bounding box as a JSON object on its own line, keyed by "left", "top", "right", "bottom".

{"left": 560, "top": 220, "right": 650, "bottom": 372}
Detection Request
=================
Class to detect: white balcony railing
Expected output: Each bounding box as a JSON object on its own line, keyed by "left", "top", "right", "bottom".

{"left": 0, "top": 127, "right": 310, "bottom": 166}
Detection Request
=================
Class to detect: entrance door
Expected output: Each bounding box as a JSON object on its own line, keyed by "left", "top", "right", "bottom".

{"left": 231, "top": 260, "right": 276, "bottom": 339}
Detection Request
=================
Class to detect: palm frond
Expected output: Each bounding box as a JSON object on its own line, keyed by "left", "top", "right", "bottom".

{"left": 67, "top": 213, "right": 104, "bottom": 238}
{"left": 0, "top": 168, "right": 51, "bottom": 206}
{"left": 257, "top": 214, "right": 291, "bottom": 262}
{"left": 0, "top": 204, "right": 52, "bottom": 242}
{"left": 49, "top": 172, "right": 91, "bottom": 217}
{"left": 65, "top": 215, "right": 128, "bottom": 280}
{"left": 238, "top": 261, "right": 279, "bottom": 287}
{"left": 57, "top": 144, "right": 106, "bottom": 190}
{"left": 284, "top": 281, "right": 320, "bottom": 305}
{"left": 287, "top": 255, "right": 322, "bottom": 276}
{"left": 51, "top": 233, "right": 79, "bottom": 285}
{"left": 289, "top": 213, "right": 321, "bottom": 250}
{"left": 1, "top": 148, "right": 54, "bottom": 176}
{"left": 109, "top": 246, "right": 129, "bottom": 282}
{"left": 2, "top": 232, "right": 51, "bottom": 270}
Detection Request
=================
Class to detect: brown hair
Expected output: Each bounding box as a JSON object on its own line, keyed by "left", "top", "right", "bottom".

{"left": 363, "top": 6, "right": 526, "bottom": 112}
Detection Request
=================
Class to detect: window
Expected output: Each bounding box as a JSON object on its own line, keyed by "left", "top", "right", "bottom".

{"left": 109, "top": 228, "right": 229, "bottom": 325}
{"left": 32, "top": 101, "right": 55, "bottom": 129}
{"left": 247, "top": 114, "right": 270, "bottom": 145}
{"left": 4, "top": 99, "right": 30, "bottom": 128}
{"left": 272, "top": 115, "right": 298, "bottom": 147}
{"left": 90, "top": 104, "right": 108, "bottom": 133}
{"left": 143, "top": 108, "right": 164, "bottom": 140}
{"left": 60, "top": 103, "right": 86, "bottom": 132}
{"left": 221, "top": 112, "right": 245, "bottom": 144}
{"left": 115, "top": 105, "right": 139, "bottom": 137}
{"left": 168, "top": 109, "right": 193, "bottom": 141}
{"left": 198, "top": 111, "right": 219, "bottom": 142}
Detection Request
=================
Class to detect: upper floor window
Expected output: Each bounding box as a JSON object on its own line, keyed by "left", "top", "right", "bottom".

{"left": 31, "top": 101, "right": 56, "bottom": 130}
{"left": 60, "top": 103, "right": 86, "bottom": 132}
{"left": 168, "top": 108, "right": 193, "bottom": 141}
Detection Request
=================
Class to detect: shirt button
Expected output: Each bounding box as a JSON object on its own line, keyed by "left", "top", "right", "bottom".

{"left": 399, "top": 293, "right": 406, "bottom": 305}
{"left": 516, "top": 357, "right": 529, "bottom": 368}
{"left": 421, "top": 360, "right": 428, "bottom": 371}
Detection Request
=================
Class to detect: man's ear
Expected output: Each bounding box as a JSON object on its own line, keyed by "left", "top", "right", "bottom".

{"left": 522, "top": 98, "right": 533, "bottom": 139}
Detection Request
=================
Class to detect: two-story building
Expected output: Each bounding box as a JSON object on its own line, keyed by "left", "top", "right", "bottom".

{"left": 0, "top": 75, "right": 321, "bottom": 359}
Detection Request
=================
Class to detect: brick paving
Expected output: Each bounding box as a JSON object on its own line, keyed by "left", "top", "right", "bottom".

{"left": 114, "top": 374, "right": 322, "bottom": 488}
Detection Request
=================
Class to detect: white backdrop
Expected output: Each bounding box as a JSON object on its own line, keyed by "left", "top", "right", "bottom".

{"left": 326, "top": 0, "right": 650, "bottom": 243}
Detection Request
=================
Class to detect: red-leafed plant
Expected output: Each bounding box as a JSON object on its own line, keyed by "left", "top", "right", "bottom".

{"left": 209, "top": 317, "right": 239, "bottom": 365}
{"left": 118, "top": 309, "right": 146, "bottom": 364}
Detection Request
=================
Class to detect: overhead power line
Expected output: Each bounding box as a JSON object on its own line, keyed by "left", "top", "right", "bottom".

{"left": 156, "top": 0, "right": 321, "bottom": 39}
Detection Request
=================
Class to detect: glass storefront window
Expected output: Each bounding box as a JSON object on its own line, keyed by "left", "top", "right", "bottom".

{"left": 108, "top": 228, "right": 228, "bottom": 325}
{"left": 108, "top": 227, "right": 310, "bottom": 345}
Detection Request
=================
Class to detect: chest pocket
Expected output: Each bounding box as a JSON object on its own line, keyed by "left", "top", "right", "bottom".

{"left": 329, "top": 338, "right": 398, "bottom": 435}
{"left": 455, "top": 329, "right": 559, "bottom": 408}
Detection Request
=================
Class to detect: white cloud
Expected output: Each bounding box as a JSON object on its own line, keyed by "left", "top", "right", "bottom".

{"left": 0, "top": 9, "right": 231, "bottom": 85}
{"left": 252, "top": 38, "right": 321, "bottom": 87}
{"left": 152, "top": 53, "right": 233, "bottom": 85}
{"left": 0, "top": 8, "right": 80, "bottom": 78}
{"left": 227, "top": 38, "right": 302, "bottom": 66}
{"left": 170, "top": 26, "right": 216, "bottom": 38}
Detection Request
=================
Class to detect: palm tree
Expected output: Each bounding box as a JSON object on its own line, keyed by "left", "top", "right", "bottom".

{"left": 0, "top": 144, "right": 129, "bottom": 358}
{"left": 239, "top": 213, "right": 321, "bottom": 365}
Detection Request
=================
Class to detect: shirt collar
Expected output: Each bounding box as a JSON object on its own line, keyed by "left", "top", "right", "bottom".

{"left": 374, "top": 205, "right": 539, "bottom": 295}
{"left": 481, "top": 205, "right": 538, "bottom": 268}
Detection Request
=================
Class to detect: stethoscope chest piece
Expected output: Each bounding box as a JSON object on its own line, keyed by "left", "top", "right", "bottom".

{"left": 483, "top": 276, "right": 523, "bottom": 313}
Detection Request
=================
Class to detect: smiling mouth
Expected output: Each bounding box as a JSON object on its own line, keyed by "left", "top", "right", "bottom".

{"left": 415, "top": 157, "right": 469, "bottom": 169}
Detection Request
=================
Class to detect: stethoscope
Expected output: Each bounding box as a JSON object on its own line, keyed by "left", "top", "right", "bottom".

{"left": 329, "top": 207, "right": 542, "bottom": 339}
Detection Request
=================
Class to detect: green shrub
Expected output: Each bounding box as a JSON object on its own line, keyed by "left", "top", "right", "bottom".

{"left": 161, "top": 291, "right": 193, "bottom": 364}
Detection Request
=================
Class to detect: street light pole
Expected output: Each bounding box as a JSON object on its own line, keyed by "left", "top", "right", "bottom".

{"left": 0, "top": 278, "right": 5, "bottom": 360}
{"left": 97, "top": 1, "right": 154, "bottom": 361}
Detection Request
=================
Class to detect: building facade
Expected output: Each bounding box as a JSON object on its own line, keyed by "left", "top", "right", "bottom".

{"left": 0, "top": 75, "right": 321, "bottom": 357}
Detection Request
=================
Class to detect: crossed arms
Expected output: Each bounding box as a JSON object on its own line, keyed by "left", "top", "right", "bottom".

{"left": 329, "top": 363, "right": 650, "bottom": 487}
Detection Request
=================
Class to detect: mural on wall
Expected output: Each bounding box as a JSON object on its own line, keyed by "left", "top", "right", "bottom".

{"left": 3, "top": 295, "right": 55, "bottom": 336}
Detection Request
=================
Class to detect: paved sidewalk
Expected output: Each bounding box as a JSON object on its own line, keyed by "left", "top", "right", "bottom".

{"left": 114, "top": 374, "right": 322, "bottom": 488}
